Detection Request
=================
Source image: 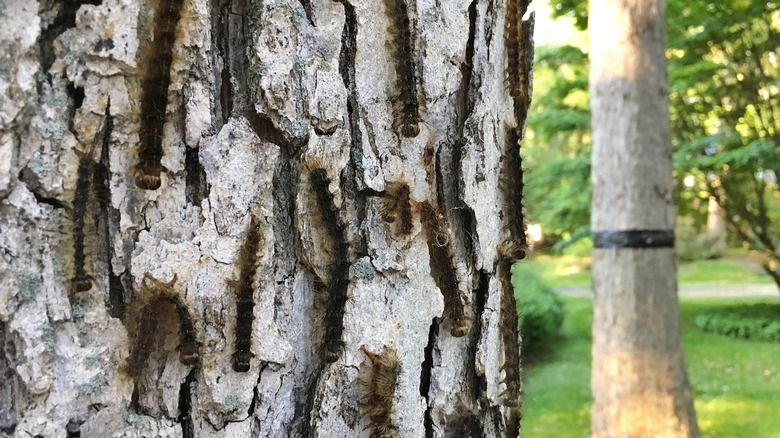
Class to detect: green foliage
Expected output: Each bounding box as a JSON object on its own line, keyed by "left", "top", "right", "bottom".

{"left": 526, "top": 44, "right": 591, "bottom": 245}
{"left": 531, "top": 0, "right": 780, "bottom": 285}
{"left": 512, "top": 263, "right": 565, "bottom": 359}
{"left": 694, "top": 304, "right": 780, "bottom": 342}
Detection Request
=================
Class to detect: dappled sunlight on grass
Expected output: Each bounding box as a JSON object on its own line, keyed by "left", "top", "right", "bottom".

{"left": 522, "top": 297, "right": 780, "bottom": 437}
{"left": 695, "top": 398, "right": 780, "bottom": 438}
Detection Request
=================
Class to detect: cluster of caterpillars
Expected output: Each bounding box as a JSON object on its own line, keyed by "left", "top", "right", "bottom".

{"left": 498, "top": 0, "right": 533, "bottom": 416}
{"left": 306, "top": 163, "right": 350, "bottom": 363}
{"left": 125, "top": 274, "right": 200, "bottom": 377}
{"left": 134, "top": 0, "right": 186, "bottom": 190}
{"left": 124, "top": 212, "right": 266, "bottom": 377}
{"left": 385, "top": 0, "right": 422, "bottom": 138}
{"left": 380, "top": 182, "right": 470, "bottom": 338}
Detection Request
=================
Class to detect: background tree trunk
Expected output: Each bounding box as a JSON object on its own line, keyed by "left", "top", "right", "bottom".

{"left": 0, "top": 0, "right": 532, "bottom": 436}
{"left": 589, "top": 0, "right": 699, "bottom": 436}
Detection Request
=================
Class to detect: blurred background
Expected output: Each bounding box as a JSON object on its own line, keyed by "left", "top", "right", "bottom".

{"left": 516, "top": 1, "right": 780, "bottom": 436}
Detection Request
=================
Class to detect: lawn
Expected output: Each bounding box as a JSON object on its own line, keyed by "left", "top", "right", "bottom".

{"left": 529, "top": 253, "right": 773, "bottom": 288}
{"left": 521, "top": 297, "right": 780, "bottom": 437}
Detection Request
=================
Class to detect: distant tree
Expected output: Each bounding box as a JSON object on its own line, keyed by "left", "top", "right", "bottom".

{"left": 537, "top": 1, "right": 780, "bottom": 286}
{"left": 589, "top": 0, "right": 699, "bottom": 435}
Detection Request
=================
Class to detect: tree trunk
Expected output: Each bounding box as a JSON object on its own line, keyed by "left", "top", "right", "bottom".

{"left": 0, "top": 0, "right": 533, "bottom": 436}
{"left": 589, "top": 1, "right": 699, "bottom": 437}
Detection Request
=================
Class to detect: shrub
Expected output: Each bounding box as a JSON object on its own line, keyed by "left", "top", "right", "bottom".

{"left": 512, "top": 263, "right": 565, "bottom": 359}
{"left": 693, "top": 303, "right": 780, "bottom": 342}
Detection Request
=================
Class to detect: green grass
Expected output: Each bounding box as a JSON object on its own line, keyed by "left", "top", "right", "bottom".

{"left": 522, "top": 297, "right": 780, "bottom": 437}
{"left": 530, "top": 253, "right": 772, "bottom": 288}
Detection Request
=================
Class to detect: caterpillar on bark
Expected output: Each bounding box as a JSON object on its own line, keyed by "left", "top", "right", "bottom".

{"left": 420, "top": 202, "right": 470, "bottom": 337}
{"left": 498, "top": 126, "right": 528, "bottom": 262}
{"left": 70, "top": 149, "right": 94, "bottom": 293}
{"left": 498, "top": 261, "right": 522, "bottom": 407}
{"left": 358, "top": 345, "right": 400, "bottom": 438}
{"left": 380, "top": 181, "right": 414, "bottom": 236}
{"left": 134, "top": 0, "right": 185, "bottom": 190}
{"left": 384, "top": 0, "right": 422, "bottom": 138}
{"left": 231, "top": 214, "right": 264, "bottom": 372}
{"left": 307, "top": 163, "right": 350, "bottom": 363}
{"left": 125, "top": 274, "right": 199, "bottom": 377}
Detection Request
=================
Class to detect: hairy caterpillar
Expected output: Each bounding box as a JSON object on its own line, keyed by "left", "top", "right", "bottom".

{"left": 307, "top": 164, "right": 349, "bottom": 363}
{"left": 384, "top": 0, "right": 421, "bottom": 138}
{"left": 498, "top": 127, "right": 528, "bottom": 262}
{"left": 125, "top": 274, "right": 199, "bottom": 377}
{"left": 380, "top": 181, "right": 413, "bottom": 236}
{"left": 505, "top": 0, "right": 521, "bottom": 100}
{"left": 70, "top": 149, "right": 94, "bottom": 293}
{"left": 420, "top": 202, "right": 470, "bottom": 337}
{"left": 231, "top": 214, "right": 264, "bottom": 372}
{"left": 134, "top": 0, "right": 185, "bottom": 190}
{"left": 498, "top": 261, "right": 521, "bottom": 407}
{"left": 358, "top": 345, "right": 400, "bottom": 438}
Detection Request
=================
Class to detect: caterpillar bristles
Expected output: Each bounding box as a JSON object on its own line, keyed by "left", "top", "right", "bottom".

{"left": 420, "top": 202, "right": 470, "bottom": 338}
{"left": 498, "top": 261, "right": 522, "bottom": 407}
{"left": 231, "top": 214, "right": 264, "bottom": 372}
{"left": 134, "top": 0, "right": 185, "bottom": 190}
{"left": 380, "top": 181, "right": 414, "bottom": 236}
{"left": 305, "top": 161, "right": 350, "bottom": 364}
{"left": 384, "top": 0, "right": 422, "bottom": 138}
{"left": 70, "top": 148, "right": 95, "bottom": 294}
{"left": 358, "top": 346, "right": 400, "bottom": 438}
{"left": 125, "top": 273, "right": 200, "bottom": 377}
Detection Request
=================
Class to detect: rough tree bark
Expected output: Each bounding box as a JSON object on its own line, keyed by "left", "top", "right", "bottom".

{"left": 589, "top": 0, "right": 700, "bottom": 437}
{"left": 0, "top": 0, "right": 533, "bottom": 436}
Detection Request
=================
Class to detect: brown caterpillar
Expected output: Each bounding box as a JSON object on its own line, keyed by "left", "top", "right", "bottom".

{"left": 420, "top": 202, "right": 470, "bottom": 337}
{"left": 70, "top": 149, "right": 94, "bottom": 293}
{"left": 384, "top": 0, "right": 421, "bottom": 138}
{"left": 307, "top": 164, "right": 350, "bottom": 363}
{"left": 231, "top": 214, "right": 264, "bottom": 372}
{"left": 125, "top": 274, "right": 199, "bottom": 377}
{"left": 358, "top": 346, "right": 400, "bottom": 438}
{"left": 505, "top": 0, "right": 521, "bottom": 100}
{"left": 505, "top": 0, "right": 534, "bottom": 133}
{"left": 498, "top": 126, "right": 528, "bottom": 262}
{"left": 380, "top": 181, "right": 413, "bottom": 236}
{"left": 498, "top": 261, "right": 522, "bottom": 407}
{"left": 134, "top": 0, "right": 185, "bottom": 190}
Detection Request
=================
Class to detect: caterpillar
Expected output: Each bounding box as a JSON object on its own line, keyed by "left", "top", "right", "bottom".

{"left": 70, "top": 149, "right": 94, "bottom": 293}
{"left": 420, "top": 202, "right": 470, "bottom": 338}
{"left": 498, "top": 126, "right": 528, "bottom": 262}
{"left": 379, "top": 181, "right": 413, "bottom": 236}
{"left": 134, "top": 0, "right": 185, "bottom": 190}
{"left": 505, "top": 0, "right": 534, "bottom": 137}
{"left": 358, "top": 345, "right": 400, "bottom": 438}
{"left": 125, "top": 274, "right": 199, "bottom": 377}
{"left": 232, "top": 214, "right": 264, "bottom": 372}
{"left": 307, "top": 164, "right": 349, "bottom": 363}
{"left": 505, "top": 0, "right": 521, "bottom": 100}
{"left": 125, "top": 295, "right": 160, "bottom": 377}
{"left": 384, "top": 0, "right": 421, "bottom": 138}
{"left": 498, "top": 261, "right": 522, "bottom": 407}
